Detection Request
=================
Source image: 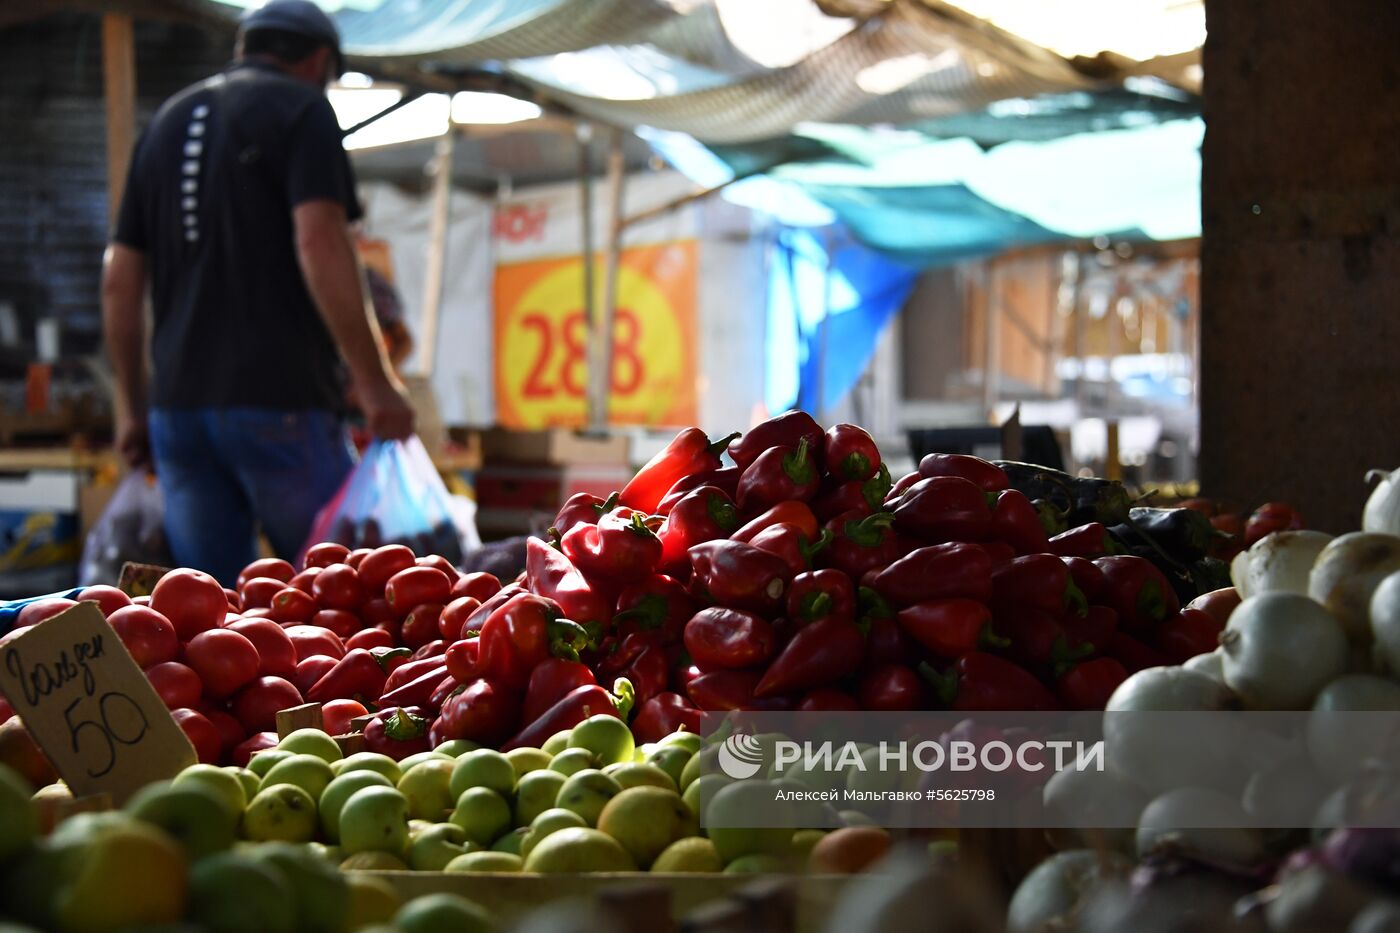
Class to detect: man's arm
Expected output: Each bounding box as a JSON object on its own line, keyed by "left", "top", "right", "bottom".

{"left": 293, "top": 200, "right": 414, "bottom": 440}
{"left": 101, "top": 243, "right": 151, "bottom": 467}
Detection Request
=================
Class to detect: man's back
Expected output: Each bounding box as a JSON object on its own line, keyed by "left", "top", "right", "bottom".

{"left": 113, "top": 61, "right": 358, "bottom": 411}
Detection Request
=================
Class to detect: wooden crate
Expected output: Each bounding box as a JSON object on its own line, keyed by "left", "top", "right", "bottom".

{"left": 481, "top": 428, "right": 630, "bottom": 466}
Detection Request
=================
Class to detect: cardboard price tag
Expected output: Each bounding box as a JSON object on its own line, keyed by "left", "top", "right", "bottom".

{"left": 0, "top": 602, "right": 196, "bottom": 804}
{"left": 117, "top": 561, "right": 172, "bottom": 598}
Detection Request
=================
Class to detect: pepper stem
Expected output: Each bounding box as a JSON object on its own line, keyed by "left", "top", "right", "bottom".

{"left": 917, "top": 661, "right": 956, "bottom": 708}
{"left": 706, "top": 432, "right": 742, "bottom": 459}
{"left": 611, "top": 677, "right": 636, "bottom": 720}
{"left": 782, "top": 436, "right": 815, "bottom": 485}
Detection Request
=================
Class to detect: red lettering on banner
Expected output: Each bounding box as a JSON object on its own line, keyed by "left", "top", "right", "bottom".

{"left": 494, "top": 205, "right": 548, "bottom": 243}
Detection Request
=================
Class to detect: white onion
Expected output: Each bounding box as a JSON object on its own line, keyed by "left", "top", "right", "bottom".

{"left": 1042, "top": 766, "right": 1147, "bottom": 855}
{"left": 1308, "top": 532, "right": 1400, "bottom": 644}
{"left": 1306, "top": 673, "right": 1400, "bottom": 783}
{"left": 1135, "top": 786, "right": 1267, "bottom": 865}
{"left": 1364, "top": 469, "right": 1400, "bottom": 537}
{"left": 1182, "top": 649, "right": 1225, "bottom": 681}
{"left": 1232, "top": 549, "right": 1254, "bottom": 599}
{"left": 1220, "top": 593, "right": 1349, "bottom": 709}
{"left": 1104, "top": 667, "right": 1242, "bottom": 793}
{"left": 1239, "top": 530, "right": 1335, "bottom": 596}
{"left": 1369, "top": 571, "right": 1400, "bottom": 675}
{"left": 1242, "top": 754, "right": 1330, "bottom": 828}
{"left": 1266, "top": 865, "right": 1379, "bottom": 933}
{"left": 1006, "top": 849, "right": 1131, "bottom": 933}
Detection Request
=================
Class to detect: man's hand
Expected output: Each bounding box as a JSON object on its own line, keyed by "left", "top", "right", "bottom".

{"left": 116, "top": 413, "right": 151, "bottom": 468}
{"left": 357, "top": 374, "right": 416, "bottom": 441}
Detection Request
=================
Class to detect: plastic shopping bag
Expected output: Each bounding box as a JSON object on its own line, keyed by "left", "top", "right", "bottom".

{"left": 78, "top": 471, "right": 170, "bottom": 586}
{"left": 303, "top": 436, "right": 473, "bottom": 565}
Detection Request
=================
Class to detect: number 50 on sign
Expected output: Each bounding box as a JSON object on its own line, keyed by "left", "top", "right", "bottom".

{"left": 494, "top": 241, "right": 698, "bottom": 430}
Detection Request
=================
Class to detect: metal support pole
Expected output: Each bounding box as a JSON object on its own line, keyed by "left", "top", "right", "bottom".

{"left": 418, "top": 126, "right": 455, "bottom": 377}
{"left": 590, "top": 128, "right": 627, "bottom": 433}
{"left": 575, "top": 124, "right": 599, "bottom": 429}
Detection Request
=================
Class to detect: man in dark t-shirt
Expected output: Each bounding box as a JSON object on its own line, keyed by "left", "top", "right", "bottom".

{"left": 102, "top": 0, "right": 414, "bottom": 585}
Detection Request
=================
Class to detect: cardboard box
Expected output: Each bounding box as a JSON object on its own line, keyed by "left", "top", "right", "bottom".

{"left": 481, "top": 428, "right": 631, "bottom": 466}
{"left": 474, "top": 462, "right": 634, "bottom": 537}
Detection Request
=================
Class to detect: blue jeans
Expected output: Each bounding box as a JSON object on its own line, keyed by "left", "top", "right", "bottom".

{"left": 149, "top": 408, "right": 354, "bottom": 587}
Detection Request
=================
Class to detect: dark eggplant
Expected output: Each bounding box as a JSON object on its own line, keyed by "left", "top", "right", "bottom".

{"left": 1113, "top": 507, "right": 1215, "bottom": 561}
{"left": 994, "top": 461, "right": 1133, "bottom": 528}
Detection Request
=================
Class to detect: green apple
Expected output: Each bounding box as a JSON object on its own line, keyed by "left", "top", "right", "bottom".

{"left": 399, "top": 751, "right": 453, "bottom": 773}
{"left": 339, "top": 786, "right": 409, "bottom": 856}
{"left": 306, "top": 841, "right": 342, "bottom": 863}
{"left": 634, "top": 742, "right": 656, "bottom": 763}
{"left": 126, "top": 780, "right": 237, "bottom": 859}
{"left": 541, "top": 730, "right": 571, "bottom": 755}
{"left": 445, "top": 851, "right": 523, "bottom": 873}
{"left": 396, "top": 759, "right": 456, "bottom": 821}
{"left": 448, "top": 787, "right": 512, "bottom": 847}
{"left": 524, "top": 827, "right": 636, "bottom": 873}
{"left": 394, "top": 892, "right": 494, "bottom": 933}
{"left": 724, "top": 853, "right": 790, "bottom": 874}
{"left": 187, "top": 851, "right": 295, "bottom": 933}
{"left": 434, "top": 739, "right": 479, "bottom": 758}
{"left": 319, "top": 771, "right": 394, "bottom": 843}
{"left": 791, "top": 828, "right": 827, "bottom": 863}
{"left": 645, "top": 746, "right": 692, "bottom": 788}
{"left": 568, "top": 714, "right": 634, "bottom": 765}
{"left": 555, "top": 769, "right": 622, "bottom": 827}
{"left": 679, "top": 746, "right": 721, "bottom": 791}
{"left": 513, "top": 769, "right": 567, "bottom": 827}
{"left": 548, "top": 748, "right": 598, "bottom": 776}
{"left": 261, "top": 754, "right": 335, "bottom": 801}
{"left": 491, "top": 826, "right": 529, "bottom": 855}
{"left": 520, "top": 807, "right": 587, "bottom": 860}
{"left": 596, "top": 786, "right": 698, "bottom": 869}
{"left": 603, "top": 763, "right": 677, "bottom": 793}
{"left": 243, "top": 842, "right": 348, "bottom": 933}
{"left": 505, "top": 747, "right": 552, "bottom": 778}
{"left": 449, "top": 750, "right": 516, "bottom": 800}
{"left": 343, "top": 872, "right": 400, "bottom": 929}
{"left": 652, "top": 837, "right": 722, "bottom": 873}
{"left": 174, "top": 764, "right": 248, "bottom": 817}
{"left": 0, "top": 764, "right": 38, "bottom": 862}
{"left": 242, "top": 785, "right": 318, "bottom": 843}
{"left": 224, "top": 766, "right": 261, "bottom": 802}
{"left": 407, "top": 823, "right": 475, "bottom": 871}
{"left": 839, "top": 809, "right": 878, "bottom": 828}
{"left": 247, "top": 749, "right": 293, "bottom": 778}
{"left": 47, "top": 814, "right": 188, "bottom": 933}
{"left": 334, "top": 753, "right": 402, "bottom": 785}
{"left": 704, "top": 782, "right": 794, "bottom": 863}
{"left": 682, "top": 774, "right": 730, "bottom": 821}
{"left": 657, "top": 731, "right": 704, "bottom": 755}
{"left": 278, "top": 729, "right": 343, "bottom": 764}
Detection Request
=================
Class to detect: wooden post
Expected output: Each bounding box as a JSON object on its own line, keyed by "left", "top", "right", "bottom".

{"left": 417, "top": 126, "right": 455, "bottom": 377}
{"left": 589, "top": 128, "right": 626, "bottom": 433}
{"left": 982, "top": 261, "right": 1002, "bottom": 421}
{"left": 102, "top": 13, "right": 137, "bottom": 226}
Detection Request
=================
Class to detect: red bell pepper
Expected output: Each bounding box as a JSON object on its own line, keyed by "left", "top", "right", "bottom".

{"left": 306, "top": 646, "right": 411, "bottom": 704}
{"left": 1244, "top": 502, "right": 1304, "bottom": 548}
{"left": 1056, "top": 657, "right": 1128, "bottom": 710}
{"left": 562, "top": 508, "right": 663, "bottom": 584}
{"left": 1060, "top": 557, "right": 1106, "bottom": 603}
{"left": 898, "top": 599, "right": 1006, "bottom": 659}
{"left": 992, "top": 608, "right": 1091, "bottom": 676}
{"left": 452, "top": 572, "right": 502, "bottom": 603}
{"left": 362, "top": 706, "right": 431, "bottom": 761}
{"left": 917, "top": 453, "right": 1010, "bottom": 492}
{"left": 427, "top": 673, "right": 460, "bottom": 711}
{"left": 992, "top": 489, "right": 1050, "bottom": 555}
{"left": 823, "top": 423, "right": 881, "bottom": 481}
{"left": 1104, "top": 631, "right": 1168, "bottom": 673}
{"left": 825, "top": 510, "right": 902, "bottom": 579}
{"left": 477, "top": 594, "right": 590, "bottom": 691}
{"left": 753, "top": 616, "right": 864, "bottom": 698}
{"left": 435, "top": 678, "right": 520, "bottom": 745}
{"left": 526, "top": 537, "right": 611, "bottom": 627}
{"left": 521, "top": 658, "right": 597, "bottom": 724}
{"left": 1048, "top": 523, "right": 1116, "bottom": 559}
{"left": 747, "top": 522, "right": 830, "bottom": 578}
{"left": 612, "top": 575, "right": 695, "bottom": 644}
{"left": 884, "top": 470, "right": 922, "bottom": 506}
{"left": 460, "top": 582, "right": 525, "bottom": 637}
{"left": 727, "top": 410, "right": 824, "bottom": 472}
{"left": 619, "top": 428, "right": 738, "bottom": 515}
{"left": 411, "top": 638, "right": 446, "bottom": 661}
{"left": 657, "top": 467, "right": 742, "bottom": 514}
{"left": 503, "top": 679, "right": 634, "bottom": 751}
{"left": 377, "top": 662, "right": 450, "bottom": 708}
{"left": 344, "top": 628, "right": 394, "bottom": 652}
{"left": 892, "top": 476, "right": 997, "bottom": 542}
{"left": 444, "top": 638, "right": 479, "bottom": 683}
{"left": 631, "top": 692, "right": 703, "bottom": 743}
{"left": 786, "top": 569, "right": 856, "bottom": 626}
{"left": 735, "top": 438, "right": 820, "bottom": 514}
{"left": 594, "top": 630, "right": 670, "bottom": 706}
{"left": 657, "top": 486, "right": 740, "bottom": 577}
{"left": 1061, "top": 605, "right": 1117, "bottom": 655}
{"left": 990, "top": 555, "right": 1087, "bottom": 618}
{"left": 857, "top": 664, "right": 927, "bottom": 711}
{"left": 866, "top": 542, "right": 993, "bottom": 608}
{"left": 1155, "top": 607, "right": 1225, "bottom": 664}
{"left": 798, "top": 688, "right": 861, "bottom": 711}
{"left": 812, "top": 469, "right": 889, "bottom": 523}
{"left": 292, "top": 655, "right": 338, "bottom": 696}
{"left": 438, "top": 596, "right": 481, "bottom": 641}
{"left": 552, "top": 492, "right": 618, "bottom": 539}
{"left": 979, "top": 541, "right": 1017, "bottom": 565}
{"left": 686, "top": 669, "right": 762, "bottom": 711}
{"left": 1093, "top": 556, "right": 1180, "bottom": 634}
{"left": 383, "top": 654, "right": 450, "bottom": 695}
{"left": 684, "top": 607, "right": 776, "bottom": 671}
{"left": 860, "top": 600, "right": 919, "bottom": 673}
{"left": 929, "top": 652, "right": 1060, "bottom": 711}
{"left": 688, "top": 540, "right": 790, "bottom": 615}
{"left": 732, "top": 501, "right": 819, "bottom": 543}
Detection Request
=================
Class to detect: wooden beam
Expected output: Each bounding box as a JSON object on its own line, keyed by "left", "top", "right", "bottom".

{"left": 417, "top": 127, "right": 455, "bottom": 377}
{"left": 102, "top": 12, "right": 137, "bottom": 228}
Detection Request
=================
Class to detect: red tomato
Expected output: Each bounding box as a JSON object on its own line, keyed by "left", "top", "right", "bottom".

{"left": 236, "top": 558, "right": 295, "bottom": 591}
{"left": 151, "top": 569, "right": 227, "bottom": 642}
{"left": 287, "top": 567, "right": 322, "bottom": 594}
{"left": 171, "top": 708, "right": 222, "bottom": 764}
{"left": 401, "top": 603, "right": 445, "bottom": 650}
{"left": 303, "top": 542, "right": 351, "bottom": 570}
{"left": 197, "top": 703, "right": 246, "bottom": 756}
{"left": 452, "top": 572, "right": 502, "bottom": 603}
{"left": 283, "top": 625, "right": 346, "bottom": 662}
{"left": 346, "top": 548, "right": 373, "bottom": 570}
{"left": 345, "top": 628, "right": 395, "bottom": 651}
{"left": 223, "top": 588, "right": 241, "bottom": 611}
{"left": 268, "top": 587, "right": 317, "bottom": 624}
{"left": 312, "top": 609, "right": 363, "bottom": 640}
{"left": 439, "top": 596, "right": 481, "bottom": 641}
{"left": 145, "top": 661, "right": 203, "bottom": 710}
{"left": 108, "top": 605, "right": 180, "bottom": 668}
{"left": 231, "top": 676, "right": 303, "bottom": 733}
{"left": 239, "top": 577, "right": 288, "bottom": 610}
{"left": 15, "top": 598, "right": 79, "bottom": 629}
{"left": 75, "top": 585, "right": 132, "bottom": 617}
{"left": 1156, "top": 608, "right": 1225, "bottom": 665}
{"left": 230, "top": 731, "right": 278, "bottom": 767}
{"left": 242, "top": 607, "right": 275, "bottom": 620}
{"left": 312, "top": 563, "right": 365, "bottom": 611}
{"left": 132, "top": 595, "right": 151, "bottom": 606}
{"left": 384, "top": 566, "right": 452, "bottom": 612}
{"left": 359, "top": 545, "right": 417, "bottom": 593}
{"left": 416, "top": 555, "right": 458, "bottom": 580}
{"left": 321, "top": 698, "right": 368, "bottom": 736}
{"left": 361, "top": 598, "right": 398, "bottom": 627}
{"left": 184, "top": 629, "right": 260, "bottom": 699}
{"left": 292, "top": 655, "right": 339, "bottom": 696}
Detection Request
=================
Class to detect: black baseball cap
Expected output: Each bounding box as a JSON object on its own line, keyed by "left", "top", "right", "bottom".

{"left": 240, "top": 0, "right": 345, "bottom": 74}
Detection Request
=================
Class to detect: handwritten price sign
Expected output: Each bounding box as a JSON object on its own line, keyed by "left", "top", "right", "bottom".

{"left": 0, "top": 602, "right": 195, "bottom": 803}
{"left": 494, "top": 241, "right": 698, "bottom": 429}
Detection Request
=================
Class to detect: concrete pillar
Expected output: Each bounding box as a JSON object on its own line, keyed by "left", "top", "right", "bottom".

{"left": 1199, "top": 0, "right": 1400, "bottom": 532}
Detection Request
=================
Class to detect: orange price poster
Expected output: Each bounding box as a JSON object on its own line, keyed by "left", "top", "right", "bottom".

{"left": 494, "top": 241, "right": 698, "bottom": 429}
